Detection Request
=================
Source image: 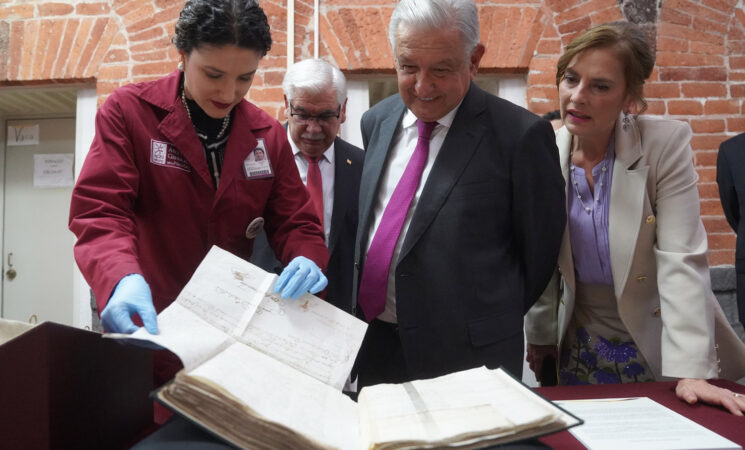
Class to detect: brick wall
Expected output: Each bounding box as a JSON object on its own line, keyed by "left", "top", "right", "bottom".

{"left": 1, "top": 0, "right": 743, "bottom": 264}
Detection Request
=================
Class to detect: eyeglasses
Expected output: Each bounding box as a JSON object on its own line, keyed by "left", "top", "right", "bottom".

{"left": 290, "top": 104, "right": 341, "bottom": 125}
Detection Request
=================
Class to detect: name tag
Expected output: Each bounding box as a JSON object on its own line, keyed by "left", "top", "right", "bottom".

{"left": 244, "top": 138, "right": 274, "bottom": 179}
{"left": 150, "top": 139, "right": 191, "bottom": 172}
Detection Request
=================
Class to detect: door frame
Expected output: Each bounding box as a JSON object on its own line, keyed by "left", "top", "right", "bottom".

{"left": 0, "top": 86, "right": 96, "bottom": 329}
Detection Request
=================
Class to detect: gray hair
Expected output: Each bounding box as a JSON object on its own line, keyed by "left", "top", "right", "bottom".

{"left": 388, "top": 0, "right": 480, "bottom": 57}
{"left": 282, "top": 59, "right": 347, "bottom": 106}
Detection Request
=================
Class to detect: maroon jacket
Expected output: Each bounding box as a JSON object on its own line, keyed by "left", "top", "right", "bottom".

{"left": 69, "top": 71, "right": 328, "bottom": 381}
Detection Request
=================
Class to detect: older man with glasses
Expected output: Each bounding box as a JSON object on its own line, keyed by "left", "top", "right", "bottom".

{"left": 251, "top": 58, "right": 364, "bottom": 312}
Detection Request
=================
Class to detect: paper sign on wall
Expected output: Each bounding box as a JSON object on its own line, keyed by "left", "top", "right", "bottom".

{"left": 33, "top": 153, "right": 74, "bottom": 188}
{"left": 7, "top": 124, "right": 40, "bottom": 146}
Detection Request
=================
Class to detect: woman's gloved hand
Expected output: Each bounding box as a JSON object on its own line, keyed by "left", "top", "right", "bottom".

{"left": 274, "top": 256, "right": 328, "bottom": 299}
{"left": 101, "top": 274, "right": 159, "bottom": 334}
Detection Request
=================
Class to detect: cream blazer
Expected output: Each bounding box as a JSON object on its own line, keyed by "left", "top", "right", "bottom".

{"left": 525, "top": 113, "right": 745, "bottom": 381}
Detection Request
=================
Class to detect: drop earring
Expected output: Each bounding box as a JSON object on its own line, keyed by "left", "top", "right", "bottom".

{"left": 622, "top": 110, "right": 631, "bottom": 131}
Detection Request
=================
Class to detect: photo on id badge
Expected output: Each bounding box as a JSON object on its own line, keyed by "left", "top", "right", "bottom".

{"left": 244, "top": 138, "right": 273, "bottom": 179}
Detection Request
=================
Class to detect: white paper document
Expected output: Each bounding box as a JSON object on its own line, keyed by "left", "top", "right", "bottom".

{"left": 556, "top": 397, "right": 741, "bottom": 450}
{"left": 110, "top": 245, "right": 368, "bottom": 391}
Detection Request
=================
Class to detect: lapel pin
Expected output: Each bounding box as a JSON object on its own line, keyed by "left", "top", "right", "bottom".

{"left": 346, "top": 159, "right": 352, "bottom": 165}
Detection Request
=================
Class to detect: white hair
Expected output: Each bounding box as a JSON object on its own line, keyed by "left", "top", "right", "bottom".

{"left": 388, "top": 0, "right": 480, "bottom": 57}
{"left": 282, "top": 59, "right": 347, "bottom": 106}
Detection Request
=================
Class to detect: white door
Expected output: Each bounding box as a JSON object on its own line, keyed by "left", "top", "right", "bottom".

{"left": 2, "top": 118, "right": 76, "bottom": 325}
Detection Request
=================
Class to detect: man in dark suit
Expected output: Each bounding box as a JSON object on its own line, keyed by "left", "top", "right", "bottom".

{"left": 352, "top": 0, "right": 565, "bottom": 389}
{"left": 251, "top": 59, "right": 363, "bottom": 311}
{"left": 717, "top": 132, "right": 745, "bottom": 327}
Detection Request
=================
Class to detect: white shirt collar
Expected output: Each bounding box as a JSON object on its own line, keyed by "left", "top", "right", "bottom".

{"left": 401, "top": 101, "right": 461, "bottom": 131}
{"left": 287, "top": 128, "right": 335, "bottom": 164}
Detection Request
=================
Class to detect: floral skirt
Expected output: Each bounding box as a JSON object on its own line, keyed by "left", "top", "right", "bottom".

{"left": 559, "top": 282, "right": 654, "bottom": 385}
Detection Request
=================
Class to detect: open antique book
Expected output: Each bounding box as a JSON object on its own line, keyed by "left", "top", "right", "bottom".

{"left": 116, "top": 246, "right": 581, "bottom": 449}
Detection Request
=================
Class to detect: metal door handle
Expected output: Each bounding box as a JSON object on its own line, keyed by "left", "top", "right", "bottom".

{"left": 6, "top": 252, "right": 16, "bottom": 280}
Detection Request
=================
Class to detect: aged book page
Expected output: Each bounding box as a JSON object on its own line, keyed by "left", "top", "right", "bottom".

{"left": 114, "top": 245, "right": 367, "bottom": 390}
{"left": 160, "top": 341, "right": 360, "bottom": 450}
{"left": 358, "top": 367, "right": 577, "bottom": 449}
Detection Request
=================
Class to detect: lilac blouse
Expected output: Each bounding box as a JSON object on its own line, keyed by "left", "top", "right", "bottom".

{"left": 568, "top": 140, "right": 616, "bottom": 286}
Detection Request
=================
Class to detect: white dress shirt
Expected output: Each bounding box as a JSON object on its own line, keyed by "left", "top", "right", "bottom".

{"left": 365, "top": 105, "right": 460, "bottom": 323}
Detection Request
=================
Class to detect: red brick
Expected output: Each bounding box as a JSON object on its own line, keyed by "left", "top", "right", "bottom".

{"left": 130, "top": 27, "right": 164, "bottom": 42}
{"left": 660, "top": 8, "right": 692, "bottom": 26}
{"left": 122, "top": 4, "right": 155, "bottom": 27}
{"left": 657, "top": 36, "right": 688, "bottom": 52}
{"left": 557, "top": 16, "right": 592, "bottom": 36}
{"left": 104, "top": 48, "right": 129, "bottom": 64}
{"left": 698, "top": 182, "right": 721, "bottom": 200}
{"left": 700, "top": 198, "right": 724, "bottom": 215}
{"left": 555, "top": 0, "right": 607, "bottom": 23}
{"left": 658, "top": 22, "right": 723, "bottom": 45}
{"left": 702, "top": 0, "right": 738, "bottom": 13}
{"left": 691, "top": 134, "right": 729, "bottom": 151}
{"left": 131, "top": 61, "right": 173, "bottom": 76}
{"left": 0, "top": 4, "right": 34, "bottom": 19}
{"left": 589, "top": 7, "right": 623, "bottom": 25}
{"left": 132, "top": 49, "right": 169, "bottom": 62}
{"left": 536, "top": 38, "right": 561, "bottom": 55}
{"left": 20, "top": 20, "right": 38, "bottom": 79}
{"left": 727, "top": 117, "right": 745, "bottom": 132}
{"left": 645, "top": 100, "right": 667, "bottom": 115}
{"left": 51, "top": 18, "right": 79, "bottom": 78}
{"left": 709, "top": 250, "right": 734, "bottom": 266}
{"left": 690, "top": 119, "right": 725, "bottom": 133}
{"left": 656, "top": 52, "right": 723, "bottom": 67}
{"left": 681, "top": 82, "right": 727, "bottom": 98}
{"left": 247, "top": 87, "right": 284, "bottom": 104}
{"left": 708, "top": 233, "right": 735, "bottom": 250}
{"left": 668, "top": 100, "right": 704, "bottom": 115}
{"left": 63, "top": 17, "right": 92, "bottom": 77}
{"left": 704, "top": 99, "right": 740, "bottom": 114}
{"left": 38, "top": 3, "right": 74, "bottom": 16}
{"left": 40, "top": 19, "right": 66, "bottom": 80}
{"left": 7, "top": 21, "right": 23, "bottom": 80}
{"left": 130, "top": 36, "right": 171, "bottom": 53}
{"left": 76, "top": 2, "right": 109, "bottom": 15}
{"left": 731, "top": 84, "right": 745, "bottom": 98}
{"left": 97, "top": 64, "right": 128, "bottom": 80}
{"left": 732, "top": 72, "right": 745, "bottom": 82}
{"left": 659, "top": 67, "right": 727, "bottom": 82}
{"left": 690, "top": 41, "right": 725, "bottom": 55}
{"left": 731, "top": 57, "right": 745, "bottom": 70}
{"left": 644, "top": 82, "right": 680, "bottom": 98}
{"left": 74, "top": 17, "right": 107, "bottom": 76}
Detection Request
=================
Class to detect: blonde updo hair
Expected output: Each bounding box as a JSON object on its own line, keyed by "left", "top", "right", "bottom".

{"left": 556, "top": 21, "right": 655, "bottom": 113}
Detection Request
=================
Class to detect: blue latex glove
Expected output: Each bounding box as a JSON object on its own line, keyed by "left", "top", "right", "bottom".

{"left": 274, "top": 256, "right": 328, "bottom": 299}
{"left": 101, "top": 274, "right": 158, "bottom": 334}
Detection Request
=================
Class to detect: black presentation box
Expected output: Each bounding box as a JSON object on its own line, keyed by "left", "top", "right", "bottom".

{"left": 0, "top": 321, "right": 153, "bottom": 449}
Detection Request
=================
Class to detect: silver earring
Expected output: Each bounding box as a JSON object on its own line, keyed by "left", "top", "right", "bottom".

{"left": 622, "top": 110, "right": 631, "bottom": 131}
{"left": 177, "top": 61, "right": 184, "bottom": 71}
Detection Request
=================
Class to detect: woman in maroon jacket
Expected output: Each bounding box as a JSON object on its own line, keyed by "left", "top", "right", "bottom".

{"left": 69, "top": 0, "right": 329, "bottom": 390}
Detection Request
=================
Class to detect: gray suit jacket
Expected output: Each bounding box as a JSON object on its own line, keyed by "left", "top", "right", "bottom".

{"left": 354, "top": 83, "right": 565, "bottom": 379}
{"left": 251, "top": 137, "right": 364, "bottom": 310}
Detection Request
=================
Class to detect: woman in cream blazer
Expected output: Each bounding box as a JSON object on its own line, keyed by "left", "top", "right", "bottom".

{"left": 525, "top": 21, "right": 745, "bottom": 414}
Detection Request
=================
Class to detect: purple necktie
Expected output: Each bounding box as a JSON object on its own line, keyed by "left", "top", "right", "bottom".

{"left": 358, "top": 120, "right": 437, "bottom": 322}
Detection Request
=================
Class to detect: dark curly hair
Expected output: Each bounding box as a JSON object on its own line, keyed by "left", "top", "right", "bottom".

{"left": 173, "top": 0, "right": 272, "bottom": 56}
